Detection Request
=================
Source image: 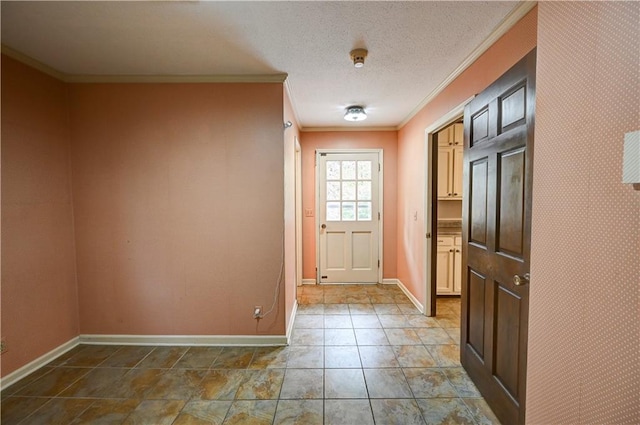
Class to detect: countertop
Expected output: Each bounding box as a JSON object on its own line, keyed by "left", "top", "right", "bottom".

{"left": 436, "top": 227, "right": 462, "bottom": 236}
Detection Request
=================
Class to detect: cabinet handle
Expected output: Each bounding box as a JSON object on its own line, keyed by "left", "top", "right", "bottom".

{"left": 448, "top": 142, "right": 453, "bottom": 145}
{"left": 455, "top": 249, "right": 460, "bottom": 253}
{"left": 448, "top": 193, "right": 452, "bottom": 196}
{"left": 449, "top": 249, "right": 454, "bottom": 252}
{"left": 453, "top": 193, "right": 458, "bottom": 196}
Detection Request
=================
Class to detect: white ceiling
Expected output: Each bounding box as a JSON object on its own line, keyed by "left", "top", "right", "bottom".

{"left": 1, "top": 1, "right": 524, "bottom": 129}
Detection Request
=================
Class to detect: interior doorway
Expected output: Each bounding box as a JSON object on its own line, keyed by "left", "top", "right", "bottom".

{"left": 423, "top": 97, "right": 473, "bottom": 316}
{"left": 316, "top": 149, "right": 383, "bottom": 284}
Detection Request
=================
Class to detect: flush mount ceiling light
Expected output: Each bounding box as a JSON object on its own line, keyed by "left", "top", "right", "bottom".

{"left": 350, "top": 48, "right": 368, "bottom": 68}
{"left": 344, "top": 105, "right": 367, "bottom": 121}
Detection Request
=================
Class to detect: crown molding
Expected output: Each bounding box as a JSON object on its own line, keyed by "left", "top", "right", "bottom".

{"left": 397, "top": 0, "right": 537, "bottom": 129}
{"left": 301, "top": 126, "right": 397, "bottom": 133}
{"left": 1, "top": 44, "right": 287, "bottom": 84}
{"left": 66, "top": 73, "right": 288, "bottom": 84}
{"left": 1, "top": 44, "right": 66, "bottom": 81}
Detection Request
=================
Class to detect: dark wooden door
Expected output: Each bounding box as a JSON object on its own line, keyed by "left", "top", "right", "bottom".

{"left": 461, "top": 48, "right": 536, "bottom": 425}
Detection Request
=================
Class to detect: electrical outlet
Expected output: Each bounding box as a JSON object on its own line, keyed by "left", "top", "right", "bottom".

{"left": 253, "top": 306, "right": 262, "bottom": 319}
{"left": 1, "top": 339, "right": 7, "bottom": 354}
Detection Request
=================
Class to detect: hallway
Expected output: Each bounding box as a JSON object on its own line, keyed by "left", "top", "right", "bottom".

{"left": 1, "top": 284, "right": 499, "bottom": 424}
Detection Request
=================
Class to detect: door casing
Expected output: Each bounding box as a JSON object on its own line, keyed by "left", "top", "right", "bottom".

{"left": 315, "top": 149, "right": 384, "bottom": 284}
{"left": 423, "top": 97, "right": 474, "bottom": 316}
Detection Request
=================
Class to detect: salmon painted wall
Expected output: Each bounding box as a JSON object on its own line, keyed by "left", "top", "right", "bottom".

{"left": 283, "top": 86, "right": 300, "bottom": 332}
{"left": 1, "top": 56, "right": 79, "bottom": 376}
{"left": 299, "top": 131, "right": 398, "bottom": 280}
{"left": 527, "top": 3, "right": 639, "bottom": 423}
{"left": 396, "top": 7, "right": 537, "bottom": 304}
{"left": 69, "top": 83, "right": 286, "bottom": 336}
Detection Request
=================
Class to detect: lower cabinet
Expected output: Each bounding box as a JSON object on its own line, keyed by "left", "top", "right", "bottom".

{"left": 436, "top": 235, "right": 462, "bottom": 295}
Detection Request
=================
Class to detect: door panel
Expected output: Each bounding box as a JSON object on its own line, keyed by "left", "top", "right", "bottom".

{"left": 470, "top": 159, "right": 489, "bottom": 246}
{"left": 352, "top": 232, "right": 373, "bottom": 269}
{"left": 472, "top": 108, "right": 490, "bottom": 144}
{"left": 500, "top": 85, "right": 527, "bottom": 130}
{"left": 326, "top": 232, "right": 346, "bottom": 269}
{"left": 453, "top": 147, "right": 464, "bottom": 197}
{"left": 467, "top": 269, "right": 486, "bottom": 358}
{"left": 318, "top": 152, "right": 380, "bottom": 283}
{"left": 437, "top": 148, "right": 452, "bottom": 198}
{"left": 497, "top": 148, "right": 526, "bottom": 257}
{"left": 461, "top": 48, "right": 536, "bottom": 425}
{"left": 494, "top": 283, "right": 522, "bottom": 400}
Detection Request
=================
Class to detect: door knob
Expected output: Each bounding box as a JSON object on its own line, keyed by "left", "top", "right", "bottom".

{"left": 513, "top": 273, "right": 530, "bottom": 286}
{"left": 321, "top": 224, "right": 327, "bottom": 229}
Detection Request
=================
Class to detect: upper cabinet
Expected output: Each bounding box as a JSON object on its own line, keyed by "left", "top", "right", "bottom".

{"left": 437, "top": 123, "right": 463, "bottom": 147}
{"left": 437, "top": 123, "right": 464, "bottom": 200}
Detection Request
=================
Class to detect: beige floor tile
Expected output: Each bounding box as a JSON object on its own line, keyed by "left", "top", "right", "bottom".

{"left": 363, "top": 368, "right": 412, "bottom": 398}
{"left": 371, "top": 399, "right": 426, "bottom": 424}
{"left": 324, "top": 399, "right": 374, "bottom": 425}
{"left": 123, "top": 399, "right": 185, "bottom": 425}
{"left": 324, "top": 369, "right": 368, "bottom": 398}
{"left": 223, "top": 400, "right": 277, "bottom": 425}
{"left": 273, "top": 399, "right": 323, "bottom": 425}
{"left": 172, "top": 400, "right": 231, "bottom": 425}
{"left": 279, "top": 369, "right": 323, "bottom": 399}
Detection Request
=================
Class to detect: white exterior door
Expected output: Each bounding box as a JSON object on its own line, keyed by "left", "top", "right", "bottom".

{"left": 317, "top": 151, "right": 381, "bottom": 283}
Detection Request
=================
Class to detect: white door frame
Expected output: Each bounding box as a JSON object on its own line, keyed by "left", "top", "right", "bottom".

{"left": 295, "top": 137, "right": 303, "bottom": 287}
{"left": 316, "top": 148, "right": 384, "bottom": 284}
{"left": 423, "top": 96, "right": 474, "bottom": 316}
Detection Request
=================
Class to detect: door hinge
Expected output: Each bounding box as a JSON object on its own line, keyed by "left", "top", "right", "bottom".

{"left": 320, "top": 153, "right": 327, "bottom": 156}
{"left": 378, "top": 260, "right": 380, "bottom": 268}
{"left": 378, "top": 163, "right": 381, "bottom": 172}
{"left": 426, "top": 232, "right": 431, "bottom": 239}
{"left": 378, "top": 212, "right": 381, "bottom": 220}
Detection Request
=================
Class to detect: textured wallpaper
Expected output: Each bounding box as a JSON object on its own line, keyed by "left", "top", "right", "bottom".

{"left": 528, "top": 2, "right": 639, "bottom": 424}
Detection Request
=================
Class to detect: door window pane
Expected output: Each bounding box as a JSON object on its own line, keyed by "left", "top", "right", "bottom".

{"left": 342, "top": 181, "right": 356, "bottom": 200}
{"left": 342, "top": 202, "right": 356, "bottom": 221}
{"left": 357, "top": 181, "right": 371, "bottom": 200}
{"left": 327, "top": 182, "right": 341, "bottom": 201}
{"left": 327, "top": 202, "right": 340, "bottom": 221}
{"left": 327, "top": 161, "right": 340, "bottom": 180}
{"left": 342, "top": 161, "right": 356, "bottom": 180}
{"left": 358, "top": 161, "right": 372, "bottom": 180}
{"left": 357, "top": 202, "right": 372, "bottom": 221}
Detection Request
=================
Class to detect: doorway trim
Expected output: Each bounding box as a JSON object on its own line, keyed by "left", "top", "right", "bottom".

{"left": 423, "top": 96, "right": 474, "bottom": 316}
{"left": 315, "top": 148, "right": 384, "bottom": 284}
{"left": 295, "top": 137, "right": 303, "bottom": 287}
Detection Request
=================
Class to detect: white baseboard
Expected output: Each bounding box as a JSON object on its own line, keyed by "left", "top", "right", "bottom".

{"left": 387, "top": 278, "right": 425, "bottom": 314}
{"left": 286, "top": 300, "right": 298, "bottom": 345}
{"left": 78, "top": 334, "right": 288, "bottom": 346}
{"left": 1, "top": 336, "right": 80, "bottom": 391}
{"left": 382, "top": 278, "right": 398, "bottom": 285}
{"left": 302, "top": 279, "right": 316, "bottom": 285}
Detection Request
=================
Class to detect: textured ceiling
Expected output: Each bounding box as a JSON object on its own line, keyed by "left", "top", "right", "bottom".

{"left": 1, "top": 1, "right": 523, "bottom": 128}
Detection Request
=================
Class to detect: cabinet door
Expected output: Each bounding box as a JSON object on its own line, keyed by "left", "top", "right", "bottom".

{"left": 437, "top": 148, "right": 453, "bottom": 198}
{"left": 437, "top": 127, "right": 451, "bottom": 146}
{"left": 436, "top": 246, "right": 454, "bottom": 294}
{"left": 452, "top": 123, "right": 464, "bottom": 146}
{"left": 452, "top": 146, "right": 464, "bottom": 198}
{"left": 453, "top": 245, "right": 462, "bottom": 294}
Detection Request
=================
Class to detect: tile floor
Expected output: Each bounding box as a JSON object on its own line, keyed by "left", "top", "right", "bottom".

{"left": 1, "top": 284, "right": 499, "bottom": 424}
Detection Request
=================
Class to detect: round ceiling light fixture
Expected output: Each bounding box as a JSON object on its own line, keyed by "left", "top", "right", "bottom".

{"left": 350, "top": 48, "right": 368, "bottom": 68}
{"left": 344, "top": 105, "right": 367, "bottom": 121}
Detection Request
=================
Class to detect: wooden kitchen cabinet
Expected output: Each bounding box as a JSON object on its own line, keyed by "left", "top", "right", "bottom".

{"left": 437, "top": 235, "right": 462, "bottom": 295}
{"left": 438, "top": 146, "right": 463, "bottom": 199}
{"left": 437, "top": 123, "right": 463, "bottom": 147}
